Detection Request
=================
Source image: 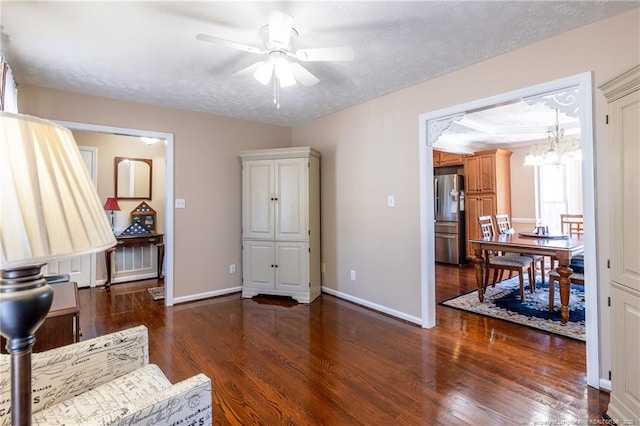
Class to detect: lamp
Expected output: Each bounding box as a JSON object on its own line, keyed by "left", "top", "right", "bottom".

{"left": 103, "top": 197, "right": 121, "bottom": 231}
{"left": 524, "top": 108, "right": 581, "bottom": 166}
{"left": 253, "top": 51, "right": 297, "bottom": 109}
{"left": 0, "top": 112, "right": 116, "bottom": 425}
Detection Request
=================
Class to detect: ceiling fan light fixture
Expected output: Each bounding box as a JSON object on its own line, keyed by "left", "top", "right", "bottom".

{"left": 275, "top": 58, "right": 296, "bottom": 88}
{"left": 197, "top": 10, "right": 352, "bottom": 108}
{"left": 140, "top": 137, "right": 161, "bottom": 145}
{"left": 253, "top": 62, "right": 273, "bottom": 85}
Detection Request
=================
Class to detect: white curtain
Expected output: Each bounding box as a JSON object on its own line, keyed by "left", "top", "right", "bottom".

{"left": 1, "top": 54, "right": 19, "bottom": 113}
{"left": 535, "top": 159, "right": 583, "bottom": 233}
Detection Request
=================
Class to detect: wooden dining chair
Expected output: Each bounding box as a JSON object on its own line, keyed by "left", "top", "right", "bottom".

{"left": 551, "top": 213, "right": 585, "bottom": 268}
{"left": 477, "top": 215, "right": 535, "bottom": 301}
{"left": 548, "top": 268, "right": 584, "bottom": 313}
{"left": 495, "top": 213, "right": 545, "bottom": 286}
{"left": 560, "top": 214, "right": 584, "bottom": 236}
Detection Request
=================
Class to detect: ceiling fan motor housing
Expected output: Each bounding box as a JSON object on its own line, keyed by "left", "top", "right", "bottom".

{"left": 259, "top": 24, "right": 298, "bottom": 52}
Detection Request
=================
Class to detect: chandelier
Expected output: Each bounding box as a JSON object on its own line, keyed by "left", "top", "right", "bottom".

{"left": 524, "top": 108, "right": 581, "bottom": 166}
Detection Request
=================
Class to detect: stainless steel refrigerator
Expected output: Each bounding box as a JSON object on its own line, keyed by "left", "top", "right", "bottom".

{"left": 434, "top": 172, "right": 465, "bottom": 265}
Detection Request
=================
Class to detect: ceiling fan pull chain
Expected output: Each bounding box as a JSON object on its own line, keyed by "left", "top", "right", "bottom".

{"left": 273, "top": 74, "right": 280, "bottom": 109}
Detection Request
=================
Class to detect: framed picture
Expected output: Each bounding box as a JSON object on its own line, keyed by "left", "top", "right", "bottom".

{"left": 130, "top": 201, "right": 156, "bottom": 232}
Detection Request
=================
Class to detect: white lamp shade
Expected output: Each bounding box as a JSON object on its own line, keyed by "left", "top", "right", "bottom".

{"left": 0, "top": 112, "right": 116, "bottom": 269}
{"left": 253, "top": 61, "right": 274, "bottom": 85}
{"left": 275, "top": 58, "right": 296, "bottom": 88}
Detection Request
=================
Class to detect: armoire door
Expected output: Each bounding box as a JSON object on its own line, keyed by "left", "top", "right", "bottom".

{"left": 275, "top": 242, "right": 309, "bottom": 292}
{"left": 242, "top": 160, "right": 275, "bottom": 240}
{"left": 274, "top": 158, "right": 308, "bottom": 241}
{"left": 242, "top": 240, "right": 275, "bottom": 290}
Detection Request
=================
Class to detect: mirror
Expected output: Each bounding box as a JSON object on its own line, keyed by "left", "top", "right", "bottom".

{"left": 115, "top": 157, "right": 152, "bottom": 200}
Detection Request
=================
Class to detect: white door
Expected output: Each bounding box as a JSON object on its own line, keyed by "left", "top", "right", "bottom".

{"left": 610, "top": 90, "right": 640, "bottom": 292}
{"left": 43, "top": 146, "right": 97, "bottom": 287}
{"left": 608, "top": 87, "right": 640, "bottom": 420}
{"left": 275, "top": 158, "right": 308, "bottom": 241}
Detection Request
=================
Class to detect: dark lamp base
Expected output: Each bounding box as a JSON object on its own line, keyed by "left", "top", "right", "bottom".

{"left": 0, "top": 265, "right": 54, "bottom": 426}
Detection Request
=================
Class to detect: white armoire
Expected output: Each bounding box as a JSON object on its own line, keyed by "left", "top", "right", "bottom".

{"left": 600, "top": 65, "right": 640, "bottom": 422}
{"left": 240, "top": 147, "right": 321, "bottom": 303}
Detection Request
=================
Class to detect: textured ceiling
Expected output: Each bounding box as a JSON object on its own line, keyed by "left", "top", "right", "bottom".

{"left": 1, "top": 1, "right": 636, "bottom": 130}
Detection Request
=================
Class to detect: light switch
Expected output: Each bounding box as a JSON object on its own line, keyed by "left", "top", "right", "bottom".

{"left": 387, "top": 195, "right": 395, "bottom": 208}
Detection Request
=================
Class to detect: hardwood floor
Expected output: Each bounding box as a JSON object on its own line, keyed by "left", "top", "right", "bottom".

{"left": 78, "top": 264, "right": 608, "bottom": 424}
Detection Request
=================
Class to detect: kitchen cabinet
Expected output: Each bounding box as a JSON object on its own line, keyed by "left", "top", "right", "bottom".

{"left": 464, "top": 150, "right": 511, "bottom": 193}
{"left": 600, "top": 65, "right": 640, "bottom": 422}
{"left": 463, "top": 149, "right": 512, "bottom": 258}
{"left": 240, "top": 147, "right": 321, "bottom": 303}
{"left": 434, "top": 150, "right": 465, "bottom": 167}
{"left": 465, "top": 194, "right": 496, "bottom": 251}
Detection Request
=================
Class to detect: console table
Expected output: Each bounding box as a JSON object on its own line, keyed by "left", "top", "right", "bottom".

{"left": 1, "top": 281, "right": 80, "bottom": 353}
{"left": 105, "top": 233, "right": 164, "bottom": 290}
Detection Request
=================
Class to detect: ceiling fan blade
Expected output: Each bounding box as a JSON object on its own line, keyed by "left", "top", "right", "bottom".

{"left": 290, "top": 63, "right": 319, "bottom": 87}
{"left": 268, "top": 10, "right": 293, "bottom": 48}
{"left": 293, "top": 46, "right": 354, "bottom": 62}
{"left": 232, "top": 62, "right": 261, "bottom": 77}
{"left": 196, "top": 33, "right": 264, "bottom": 55}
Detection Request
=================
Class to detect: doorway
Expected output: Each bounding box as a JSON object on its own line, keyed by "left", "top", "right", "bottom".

{"left": 54, "top": 120, "right": 176, "bottom": 307}
{"left": 418, "top": 72, "right": 599, "bottom": 388}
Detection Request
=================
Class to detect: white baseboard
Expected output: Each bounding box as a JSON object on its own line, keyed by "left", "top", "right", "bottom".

{"left": 321, "top": 286, "right": 422, "bottom": 325}
{"left": 173, "top": 286, "right": 242, "bottom": 304}
{"left": 92, "top": 274, "right": 157, "bottom": 288}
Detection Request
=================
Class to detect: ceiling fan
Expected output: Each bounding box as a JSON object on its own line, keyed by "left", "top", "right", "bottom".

{"left": 196, "top": 10, "right": 354, "bottom": 107}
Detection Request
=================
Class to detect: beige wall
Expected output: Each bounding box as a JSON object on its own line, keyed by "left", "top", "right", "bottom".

{"left": 509, "top": 145, "right": 536, "bottom": 232}
{"left": 19, "top": 86, "right": 292, "bottom": 297}
{"left": 293, "top": 9, "right": 639, "bottom": 377}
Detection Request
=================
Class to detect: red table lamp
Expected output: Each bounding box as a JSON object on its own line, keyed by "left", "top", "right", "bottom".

{"left": 103, "top": 197, "right": 121, "bottom": 231}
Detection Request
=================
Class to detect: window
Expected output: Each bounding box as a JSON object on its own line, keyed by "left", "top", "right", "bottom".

{"left": 535, "top": 159, "right": 583, "bottom": 233}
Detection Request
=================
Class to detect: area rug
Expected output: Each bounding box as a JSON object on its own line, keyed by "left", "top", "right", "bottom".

{"left": 441, "top": 276, "right": 585, "bottom": 341}
{"left": 147, "top": 286, "right": 165, "bottom": 301}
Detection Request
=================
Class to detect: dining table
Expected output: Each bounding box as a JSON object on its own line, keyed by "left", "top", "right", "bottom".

{"left": 468, "top": 232, "right": 584, "bottom": 324}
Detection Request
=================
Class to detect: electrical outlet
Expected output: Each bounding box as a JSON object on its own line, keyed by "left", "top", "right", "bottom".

{"left": 229, "top": 264, "right": 236, "bottom": 274}
{"left": 321, "top": 263, "right": 326, "bottom": 273}
{"left": 175, "top": 199, "right": 186, "bottom": 209}
{"left": 350, "top": 270, "right": 356, "bottom": 281}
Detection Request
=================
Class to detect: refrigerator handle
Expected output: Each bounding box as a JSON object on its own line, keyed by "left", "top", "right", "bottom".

{"left": 434, "top": 177, "right": 438, "bottom": 219}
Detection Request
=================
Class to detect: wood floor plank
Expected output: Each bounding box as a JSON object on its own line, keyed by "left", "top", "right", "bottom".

{"left": 76, "top": 264, "right": 608, "bottom": 424}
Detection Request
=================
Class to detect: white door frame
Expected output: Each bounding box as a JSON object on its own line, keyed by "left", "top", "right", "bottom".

{"left": 55, "top": 120, "right": 176, "bottom": 307}
{"left": 418, "top": 72, "right": 599, "bottom": 388}
{"left": 79, "top": 145, "right": 98, "bottom": 287}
